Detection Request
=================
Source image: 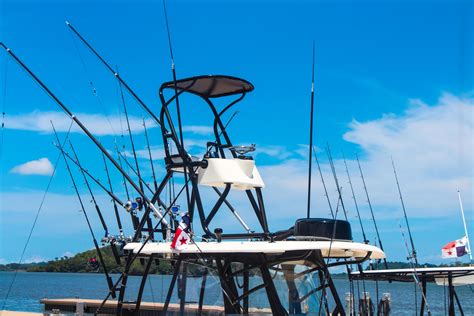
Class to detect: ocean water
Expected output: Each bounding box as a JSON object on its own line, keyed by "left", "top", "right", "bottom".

{"left": 0, "top": 271, "right": 473, "bottom": 314}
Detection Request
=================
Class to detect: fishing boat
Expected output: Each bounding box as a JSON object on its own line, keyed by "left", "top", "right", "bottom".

{"left": 0, "top": 25, "right": 386, "bottom": 314}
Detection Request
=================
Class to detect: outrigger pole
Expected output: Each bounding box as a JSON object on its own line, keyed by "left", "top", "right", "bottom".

{"left": 306, "top": 40, "right": 315, "bottom": 219}
{"left": 356, "top": 153, "right": 388, "bottom": 269}
{"left": 51, "top": 122, "right": 116, "bottom": 298}
{"left": 391, "top": 157, "right": 418, "bottom": 265}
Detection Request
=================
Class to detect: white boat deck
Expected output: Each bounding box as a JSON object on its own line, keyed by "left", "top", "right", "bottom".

{"left": 124, "top": 240, "right": 385, "bottom": 259}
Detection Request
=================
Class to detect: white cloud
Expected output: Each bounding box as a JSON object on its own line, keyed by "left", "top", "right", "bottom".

{"left": 5, "top": 110, "right": 217, "bottom": 139}
{"left": 10, "top": 158, "right": 54, "bottom": 176}
{"left": 182, "top": 125, "right": 213, "bottom": 135}
{"left": 4, "top": 110, "right": 157, "bottom": 136}
{"left": 24, "top": 255, "right": 47, "bottom": 263}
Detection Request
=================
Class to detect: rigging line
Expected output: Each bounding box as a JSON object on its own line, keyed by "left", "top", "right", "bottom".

{"left": 355, "top": 153, "right": 388, "bottom": 269}
{"left": 0, "top": 120, "right": 73, "bottom": 312}
{"left": 391, "top": 157, "right": 418, "bottom": 265}
{"left": 325, "top": 143, "right": 348, "bottom": 220}
{"left": 306, "top": 40, "right": 316, "bottom": 219}
{"left": 398, "top": 222, "right": 432, "bottom": 315}
{"left": 342, "top": 150, "right": 368, "bottom": 244}
{"left": 313, "top": 147, "right": 335, "bottom": 219}
{"left": 162, "top": 0, "right": 191, "bottom": 212}
{"left": 52, "top": 121, "right": 116, "bottom": 298}
{"left": 67, "top": 28, "right": 118, "bottom": 138}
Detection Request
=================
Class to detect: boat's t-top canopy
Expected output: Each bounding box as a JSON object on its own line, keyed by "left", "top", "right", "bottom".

{"left": 160, "top": 75, "right": 254, "bottom": 98}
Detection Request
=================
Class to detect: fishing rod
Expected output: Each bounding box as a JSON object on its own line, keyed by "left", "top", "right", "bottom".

{"left": 143, "top": 118, "right": 158, "bottom": 192}
{"left": 71, "top": 141, "right": 122, "bottom": 264}
{"left": 391, "top": 157, "right": 418, "bottom": 265}
{"left": 356, "top": 153, "right": 388, "bottom": 269}
{"left": 101, "top": 153, "right": 125, "bottom": 235}
{"left": 0, "top": 42, "right": 168, "bottom": 244}
{"left": 343, "top": 151, "right": 368, "bottom": 244}
{"left": 326, "top": 144, "right": 348, "bottom": 220}
{"left": 306, "top": 40, "right": 316, "bottom": 219}
{"left": 399, "top": 223, "right": 431, "bottom": 315}
{"left": 162, "top": 0, "right": 192, "bottom": 215}
{"left": 51, "top": 122, "right": 116, "bottom": 298}
{"left": 116, "top": 150, "right": 154, "bottom": 195}
{"left": 314, "top": 148, "right": 335, "bottom": 219}
{"left": 116, "top": 65, "right": 145, "bottom": 196}
{"left": 69, "top": 141, "right": 109, "bottom": 237}
{"left": 65, "top": 22, "right": 162, "bottom": 128}
{"left": 54, "top": 143, "right": 124, "bottom": 207}
{"left": 115, "top": 143, "right": 130, "bottom": 200}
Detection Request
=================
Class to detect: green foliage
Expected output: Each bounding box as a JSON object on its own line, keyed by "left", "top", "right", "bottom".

{"left": 20, "top": 246, "right": 174, "bottom": 275}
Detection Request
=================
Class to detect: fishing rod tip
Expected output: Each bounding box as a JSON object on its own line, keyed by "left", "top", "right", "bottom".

{"left": 65, "top": 20, "right": 70, "bottom": 25}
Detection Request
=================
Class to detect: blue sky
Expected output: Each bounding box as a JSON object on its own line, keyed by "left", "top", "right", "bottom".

{"left": 0, "top": 0, "right": 473, "bottom": 265}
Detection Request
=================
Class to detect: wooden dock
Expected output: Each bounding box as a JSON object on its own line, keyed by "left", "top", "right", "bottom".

{"left": 40, "top": 298, "right": 272, "bottom": 315}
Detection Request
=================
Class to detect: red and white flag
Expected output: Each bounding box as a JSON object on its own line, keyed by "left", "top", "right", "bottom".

{"left": 441, "top": 236, "right": 469, "bottom": 258}
{"left": 170, "top": 213, "right": 191, "bottom": 252}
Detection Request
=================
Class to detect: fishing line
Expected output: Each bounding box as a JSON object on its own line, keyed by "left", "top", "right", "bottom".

{"left": 0, "top": 120, "right": 74, "bottom": 311}
{"left": 398, "top": 222, "right": 432, "bottom": 315}
{"left": 0, "top": 53, "right": 7, "bottom": 160}
{"left": 67, "top": 28, "right": 119, "bottom": 138}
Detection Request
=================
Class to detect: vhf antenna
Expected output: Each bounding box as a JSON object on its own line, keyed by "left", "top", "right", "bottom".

{"left": 306, "top": 40, "right": 316, "bottom": 219}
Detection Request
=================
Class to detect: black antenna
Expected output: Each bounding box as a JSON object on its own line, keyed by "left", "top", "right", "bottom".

{"left": 342, "top": 150, "right": 368, "bottom": 244}
{"left": 51, "top": 122, "right": 115, "bottom": 298}
{"left": 392, "top": 157, "right": 418, "bottom": 265}
{"left": 326, "top": 144, "right": 348, "bottom": 220}
{"left": 143, "top": 118, "right": 158, "bottom": 192}
{"left": 69, "top": 141, "right": 109, "bottom": 237}
{"left": 306, "top": 40, "right": 316, "bottom": 219}
{"left": 65, "top": 22, "right": 162, "bottom": 128}
{"left": 356, "top": 153, "right": 388, "bottom": 269}
{"left": 162, "top": 0, "right": 191, "bottom": 212}
{"left": 314, "top": 149, "right": 334, "bottom": 219}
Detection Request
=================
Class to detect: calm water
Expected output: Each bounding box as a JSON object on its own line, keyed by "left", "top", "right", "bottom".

{"left": 0, "top": 271, "right": 473, "bottom": 314}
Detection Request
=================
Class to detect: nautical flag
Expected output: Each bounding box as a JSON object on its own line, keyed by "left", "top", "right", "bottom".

{"left": 441, "top": 236, "right": 469, "bottom": 258}
{"left": 170, "top": 213, "right": 191, "bottom": 251}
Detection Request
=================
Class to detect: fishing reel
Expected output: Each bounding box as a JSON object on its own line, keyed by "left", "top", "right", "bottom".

{"left": 101, "top": 234, "right": 130, "bottom": 248}
{"left": 124, "top": 197, "right": 144, "bottom": 214}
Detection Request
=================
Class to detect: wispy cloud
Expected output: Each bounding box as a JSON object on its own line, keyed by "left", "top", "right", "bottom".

{"left": 10, "top": 157, "right": 54, "bottom": 176}
{"left": 5, "top": 110, "right": 217, "bottom": 138}
{"left": 4, "top": 110, "right": 156, "bottom": 136}
{"left": 182, "top": 125, "right": 213, "bottom": 135}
